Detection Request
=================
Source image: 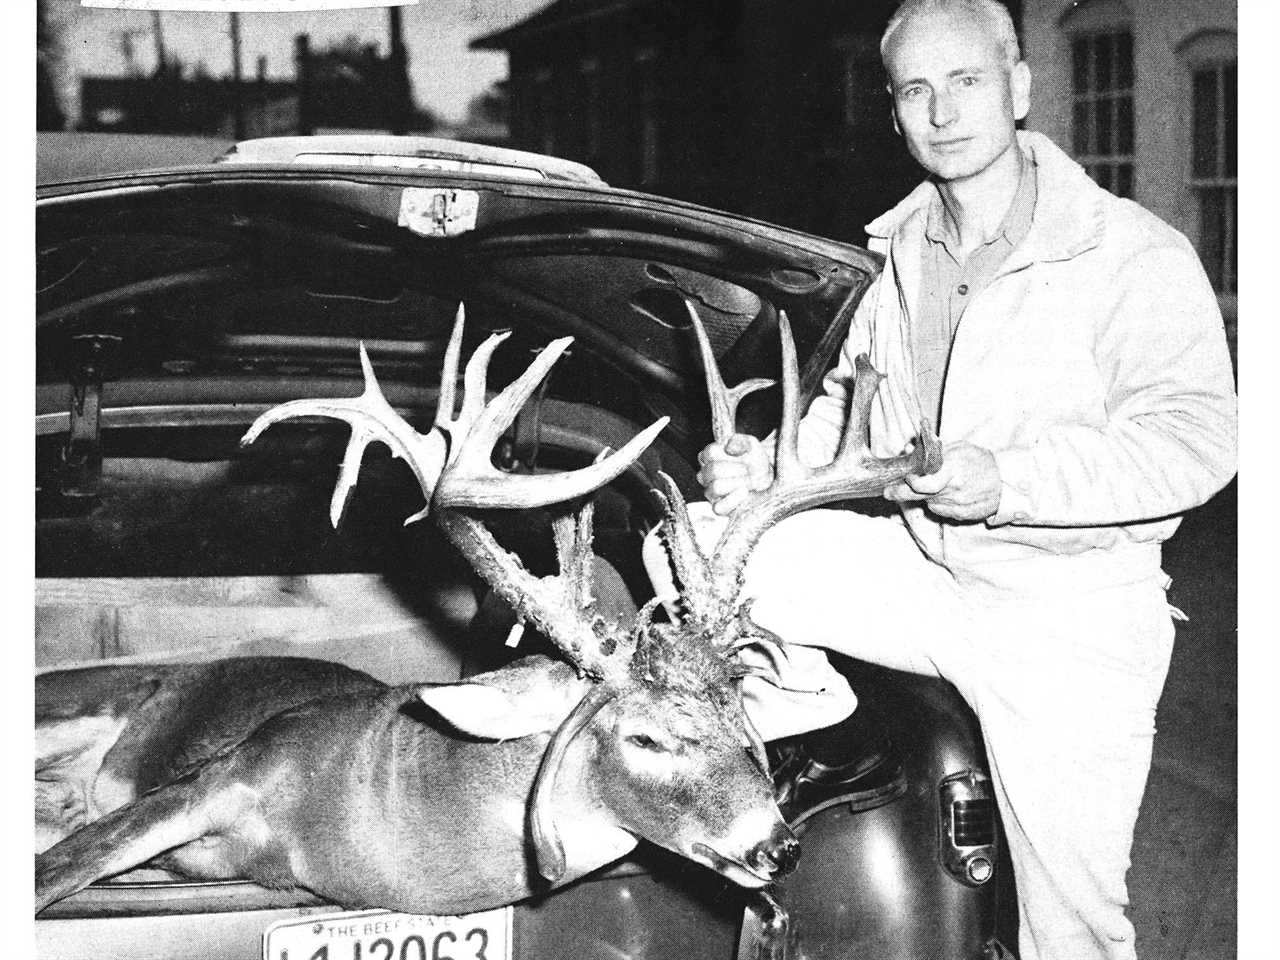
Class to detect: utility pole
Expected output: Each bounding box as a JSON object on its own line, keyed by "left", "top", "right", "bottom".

{"left": 118, "top": 28, "right": 145, "bottom": 77}
{"left": 387, "top": 6, "right": 410, "bottom": 133}
{"left": 151, "top": 10, "right": 167, "bottom": 75}
{"left": 229, "top": 12, "right": 245, "bottom": 139}
{"left": 294, "top": 34, "right": 312, "bottom": 135}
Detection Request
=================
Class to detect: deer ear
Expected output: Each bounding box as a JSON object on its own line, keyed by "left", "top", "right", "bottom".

{"left": 530, "top": 685, "right": 616, "bottom": 883}
{"left": 416, "top": 681, "right": 573, "bottom": 740}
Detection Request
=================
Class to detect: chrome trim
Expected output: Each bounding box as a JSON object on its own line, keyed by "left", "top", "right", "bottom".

{"left": 220, "top": 135, "right": 607, "bottom": 185}
{"left": 37, "top": 404, "right": 279, "bottom": 436}
{"left": 219, "top": 335, "right": 432, "bottom": 356}
{"left": 36, "top": 402, "right": 664, "bottom": 495}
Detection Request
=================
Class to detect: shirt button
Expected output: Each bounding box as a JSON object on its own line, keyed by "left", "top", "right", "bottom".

{"left": 957, "top": 283, "right": 969, "bottom": 295}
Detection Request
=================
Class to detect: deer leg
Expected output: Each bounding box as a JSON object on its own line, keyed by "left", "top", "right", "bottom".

{"left": 35, "top": 767, "right": 251, "bottom": 915}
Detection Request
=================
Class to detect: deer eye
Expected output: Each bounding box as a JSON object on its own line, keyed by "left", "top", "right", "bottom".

{"left": 625, "top": 733, "right": 665, "bottom": 752}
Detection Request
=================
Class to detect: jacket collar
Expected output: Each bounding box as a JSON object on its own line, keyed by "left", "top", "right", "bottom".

{"left": 864, "top": 131, "right": 1106, "bottom": 268}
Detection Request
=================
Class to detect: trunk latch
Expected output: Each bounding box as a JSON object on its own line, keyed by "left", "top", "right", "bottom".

{"left": 398, "top": 188, "right": 480, "bottom": 238}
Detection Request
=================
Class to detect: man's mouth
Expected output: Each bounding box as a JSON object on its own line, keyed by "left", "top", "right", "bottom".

{"left": 690, "top": 842, "right": 773, "bottom": 888}
{"left": 933, "top": 137, "right": 973, "bottom": 151}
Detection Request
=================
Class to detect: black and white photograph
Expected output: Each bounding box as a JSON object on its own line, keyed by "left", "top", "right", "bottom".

{"left": 33, "top": 2, "right": 1252, "bottom": 959}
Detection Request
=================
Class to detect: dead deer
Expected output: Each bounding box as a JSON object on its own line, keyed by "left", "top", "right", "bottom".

{"left": 35, "top": 302, "right": 940, "bottom": 920}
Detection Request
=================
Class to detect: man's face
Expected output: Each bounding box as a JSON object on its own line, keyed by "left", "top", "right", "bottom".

{"left": 884, "top": 9, "right": 1031, "bottom": 183}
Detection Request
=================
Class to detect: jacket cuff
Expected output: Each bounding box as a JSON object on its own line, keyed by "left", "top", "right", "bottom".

{"left": 987, "top": 447, "right": 1036, "bottom": 526}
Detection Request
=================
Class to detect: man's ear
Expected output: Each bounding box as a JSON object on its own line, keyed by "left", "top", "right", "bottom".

{"left": 1011, "top": 60, "right": 1031, "bottom": 122}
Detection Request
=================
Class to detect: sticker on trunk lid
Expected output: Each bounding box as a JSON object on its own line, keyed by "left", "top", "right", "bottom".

{"left": 399, "top": 188, "right": 480, "bottom": 238}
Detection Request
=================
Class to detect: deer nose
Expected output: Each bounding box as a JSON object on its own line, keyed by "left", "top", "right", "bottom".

{"left": 751, "top": 830, "right": 800, "bottom": 878}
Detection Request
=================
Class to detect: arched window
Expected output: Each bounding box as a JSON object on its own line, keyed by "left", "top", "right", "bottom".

{"left": 1180, "top": 30, "right": 1237, "bottom": 296}
{"left": 1060, "top": 0, "right": 1134, "bottom": 198}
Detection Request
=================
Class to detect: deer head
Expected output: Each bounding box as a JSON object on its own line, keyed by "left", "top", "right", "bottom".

{"left": 240, "top": 299, "right": 939, "bottom": 893}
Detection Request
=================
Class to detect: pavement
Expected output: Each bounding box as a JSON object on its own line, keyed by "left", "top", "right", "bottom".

{"left": 1128, "top": 479, "right": 1236, "bottom": 959}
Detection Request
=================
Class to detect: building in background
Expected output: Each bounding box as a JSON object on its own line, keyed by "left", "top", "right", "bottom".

{"left": 1022, "top": 0, "right": 1237, "bottom": 331}
{"left": 475, "top": 0, "right": 1235, "bottom": 342}
{"left": 77, "top": 33, "right": 430, "bottom": 139}
{"left": 67, "top": 8, "right": 426, "bottom": 140}
{"left": 79, "top": 66, "right": 298, "bottom": 139}
{"left": 37, "top": 0, "right": 67, "bottom": 131}
{"left": 471, "top": 0, "right": 956, "bottom": 243}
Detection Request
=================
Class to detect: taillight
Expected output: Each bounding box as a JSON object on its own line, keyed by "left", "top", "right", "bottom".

{"left": 939, "top": 770, "right": 998, "bottom": 887}
{"left": 952, "top": 797, "right": 996, "bottom": 846}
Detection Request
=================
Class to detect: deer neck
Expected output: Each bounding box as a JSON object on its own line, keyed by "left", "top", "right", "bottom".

{"left": 321, "top": 670, "right": 635, "bottom": 910}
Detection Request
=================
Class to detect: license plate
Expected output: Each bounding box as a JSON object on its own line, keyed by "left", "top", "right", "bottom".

{"left": 263, "top": 906, "right": 513, "bottom": 960}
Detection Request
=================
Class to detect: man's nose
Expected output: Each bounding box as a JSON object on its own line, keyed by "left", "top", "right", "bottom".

{"left": 930, "top": 91, "right": 957, "bottom": 127}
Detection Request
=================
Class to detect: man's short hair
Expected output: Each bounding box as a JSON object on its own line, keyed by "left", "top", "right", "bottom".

{"left": 880, "top": 0, "right": 1023, "bottom": 68}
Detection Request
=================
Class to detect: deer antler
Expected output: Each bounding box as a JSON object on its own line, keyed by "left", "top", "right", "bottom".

{"left": 241, "top": 304, "right": 669, "bottom": 681}
{"left": 663, "top": 300, "right": 942, "bottom": 632}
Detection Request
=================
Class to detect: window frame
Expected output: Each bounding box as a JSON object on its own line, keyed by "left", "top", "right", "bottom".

{"left": 1067, "top": 27, "right": 1136, "bottom": 199}
{"left": 1180, "top": 31, "right": 1237, "bottom": 303}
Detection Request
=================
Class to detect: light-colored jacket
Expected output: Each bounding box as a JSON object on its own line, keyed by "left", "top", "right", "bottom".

{"left": 797, "top": 132, "right": 1237, "bottom": 594}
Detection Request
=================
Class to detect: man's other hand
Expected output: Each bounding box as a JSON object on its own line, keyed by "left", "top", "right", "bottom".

{"left": 697, "top": 434, "right": 774, "bottom": 516}
{"left": 883, "top": 441, "right": 1001, "bottom": 521}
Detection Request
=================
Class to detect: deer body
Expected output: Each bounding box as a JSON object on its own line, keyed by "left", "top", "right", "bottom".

{"left": 36, "top": 303, "right": 938, "bottom": 919}
{"left": 36, "top": 653, "right": 787, "bottom": 915}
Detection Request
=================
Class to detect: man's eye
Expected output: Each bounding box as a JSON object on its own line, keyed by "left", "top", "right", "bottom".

{"left": 957, "top": 75, "right": 980, "bottom": 87}
{"left": 627, "top": 733, "right": 663, "bottom": 751}
{"left": 900, "top": 86, "right": 924, "bottom": 100}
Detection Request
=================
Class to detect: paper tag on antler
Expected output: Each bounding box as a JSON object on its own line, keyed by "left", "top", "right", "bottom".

{"left": 505, "top": 622, "right": 526, "bottom": 648}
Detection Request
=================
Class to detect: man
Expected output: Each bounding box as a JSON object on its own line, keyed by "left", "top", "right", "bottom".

{"left": 657, "top": 1, "right": 1238, "bottom": 958}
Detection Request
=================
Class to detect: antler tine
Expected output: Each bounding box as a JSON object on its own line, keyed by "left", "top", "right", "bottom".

{"left": 435, "top": 333, "right": 670, "bottom": 511}
{"left": 685, "top": 299, "right": 775, "bottom": 443}
{"left": 824, "top": 355, "right": 943, "bottom": 484}
{"left": 552, "top": 505, "right": 593, "bottom": 611}
{"left": 551, "top": 448, "right": 610, "bottom": 614}
{"left": 434, "top": 302, "right": 466, "bottom": 429}
{"left": 771, "top": 311, "right": 804, "bottom": 483}
{"left": 650, "top": 471, "right": 718, "bottom": 622}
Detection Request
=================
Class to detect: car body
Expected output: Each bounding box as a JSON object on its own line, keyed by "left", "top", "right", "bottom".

{"left": 36, "top": 135, "right": 1013, "bottom": 960}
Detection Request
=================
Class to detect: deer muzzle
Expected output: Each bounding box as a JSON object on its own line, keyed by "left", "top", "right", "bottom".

{"left": 750, "top": 829, "right": 800, "bottom": 878}
{"left": 691, "top": 821, "right": 799, "bottom": 888}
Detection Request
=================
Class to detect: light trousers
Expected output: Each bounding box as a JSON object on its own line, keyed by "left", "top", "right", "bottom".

{"left": 644, "top": 506, "right": 1175, "bottom": 960}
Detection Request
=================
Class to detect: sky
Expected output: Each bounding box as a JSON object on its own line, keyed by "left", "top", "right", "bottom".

{"left": 46, "top": 0, "right": 550, "bottom": 123}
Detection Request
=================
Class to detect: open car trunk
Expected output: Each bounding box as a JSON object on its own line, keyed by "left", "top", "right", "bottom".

{"left": 37, "top": 165, "right": 883, "bottom": 959}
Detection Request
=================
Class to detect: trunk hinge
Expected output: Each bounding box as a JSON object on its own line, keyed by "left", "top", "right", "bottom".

{"left": 59, "top": 333, "right": 121, "bottom": 502}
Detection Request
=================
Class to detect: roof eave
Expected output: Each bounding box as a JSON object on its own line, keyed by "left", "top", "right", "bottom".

{"left": 469, "top": 0, "right": 652, "bottom": 52}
